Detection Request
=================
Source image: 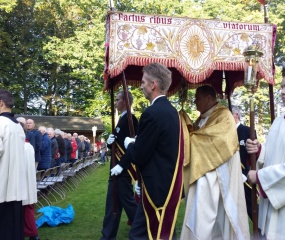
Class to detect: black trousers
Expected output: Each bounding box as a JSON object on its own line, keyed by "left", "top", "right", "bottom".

{"left": 0, "top": 201, "right": 24, "bottom": 240}
{"left": 100, "top": 176, "right": 137, "bottom": 240}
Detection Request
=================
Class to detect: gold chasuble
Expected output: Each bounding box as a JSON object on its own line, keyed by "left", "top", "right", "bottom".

{"left": 179, "top": 109, "right": 192, "bottom": 196}
{"left": 183, "top": 104, "right": 239, "bottom": 191}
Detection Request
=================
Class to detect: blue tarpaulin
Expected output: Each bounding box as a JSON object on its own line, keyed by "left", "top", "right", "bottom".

{"left": 36, "top": 204, "right": 75, "bottom": 228}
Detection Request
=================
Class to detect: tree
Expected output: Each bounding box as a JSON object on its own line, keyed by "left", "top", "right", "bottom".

{"left": 0, "top": 0, "right": 284, "bottom": 136}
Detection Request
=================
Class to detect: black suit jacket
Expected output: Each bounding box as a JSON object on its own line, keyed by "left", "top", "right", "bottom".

{"left": 127, "top": 96, "right": 180, "bottom": 207}
{"left": 108, "top": 113, "right": 139, "bottom": 177}
{"left": 237, "top": 124, "right": 251, "bottom": 175}
{"left": 29, "top": 129, "right": 42, "bottom": 162}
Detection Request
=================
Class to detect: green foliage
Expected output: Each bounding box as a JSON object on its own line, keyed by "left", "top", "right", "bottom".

{"left": 269, "top": 0, "right": 285, "bottom": 64}
{"left": 0, "top": 0, "right": 17, "bottom": 12}
{"left": 0, "top": 0, "right": 284, "bottom": 137}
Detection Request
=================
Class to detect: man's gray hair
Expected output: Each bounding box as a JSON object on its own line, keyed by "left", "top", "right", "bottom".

{"left": 231, "top": 105, "right": 241, "bottom": 119}
{"left": 38, "top": 126, "right": 47, "bottom": 133}
{"left": 142, "top": 62, "right": 172, "bottom": 94}
{"left": 54, "top": 129, "right": 62, "bottom": 135}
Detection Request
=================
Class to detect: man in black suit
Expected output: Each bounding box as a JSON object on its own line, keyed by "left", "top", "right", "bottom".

{"left": 232, "top": 105, "right": 253, "bottom": 221}
{"left": 100, "top": 90, "right": 138, "bottom": 240}
{"left": 124, "top": 63, "right": 183, "bottom": 240}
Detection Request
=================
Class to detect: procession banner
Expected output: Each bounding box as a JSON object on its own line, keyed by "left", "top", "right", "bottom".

{"left": 105, "top": 11, "right": 275, "bottom": 84}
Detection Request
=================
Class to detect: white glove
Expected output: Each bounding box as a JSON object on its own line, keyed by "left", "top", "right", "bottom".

{"left": 124, "top": 137, "right": 136, "bottom": 149}
{"left": 107, "top": 134, "right": 116, "bottom": 145}
{"left": 134, "top": 181, "right": 141, "bottom": 196}
{"left": 242, "top": 174, "right": 247, "bottom": 183}
{"left": 110, "top": 164, "right": 123, "bottom": 176}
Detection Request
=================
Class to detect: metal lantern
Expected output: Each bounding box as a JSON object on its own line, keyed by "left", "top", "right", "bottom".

{"left": 243, "top": 43, "right": 263, "bottom": 91}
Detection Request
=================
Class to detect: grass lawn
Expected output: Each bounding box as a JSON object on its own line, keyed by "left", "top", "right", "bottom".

{"left": 35, "top": 163, "right": 186, "bottom": 240}
{"left": 35, "top": 163, "right": 251, "bottom": 239}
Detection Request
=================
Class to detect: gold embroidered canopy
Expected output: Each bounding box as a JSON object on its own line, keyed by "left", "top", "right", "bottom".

{"left": 104, "top": 11, "right": 276, "bottom": 96}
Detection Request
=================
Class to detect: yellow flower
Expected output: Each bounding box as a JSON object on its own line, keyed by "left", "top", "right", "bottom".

{"left": 122, "top": 24, "right": 131, "bottom": 31}
{"left": 146, "top": 42, "right": 155, "bottom": 51}
{"left": 233, "top": 48, "right": 241, "bottom": 55}
{"left": 240, "top": 33, "right": 249, "bottom": 42}
{"left": 137, "top": 26, "right": 148, "bottom": 35}
{"left": 124, "top": 42, "right": 130, "bottom": 48}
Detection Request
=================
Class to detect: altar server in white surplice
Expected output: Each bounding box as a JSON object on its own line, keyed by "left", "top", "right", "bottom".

{"left": 0, "top": 89, "right": 28, "bottom": 240}
{"left": 246, "top": 68, "right": 285, "bottom": 240}
{"left": 181, "top": 85, "right": 250, "bottom": 240}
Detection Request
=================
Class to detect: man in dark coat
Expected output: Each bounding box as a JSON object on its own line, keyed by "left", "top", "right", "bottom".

{"left": 64, "top": 132, "right": 72, "bottom": 163}
{"left": 54, "top": 129, "right": 65, "bottom": 166}
{"left": 47, "top": 128, "right": 59, "bottom": 168}
{"left": 37, "top": 126, "right": 52, "bottom": 170}
{"left": 124, "top": 63, "right": 183, "bottom": 240}
{"left": 26, "top": 118, "right": 42, "bottom": 169}
{"left": 100, "top": 90, "right": 138, "bottom": 240}
{"left": 84, "top": 137, "right": 90, "bottom": 157}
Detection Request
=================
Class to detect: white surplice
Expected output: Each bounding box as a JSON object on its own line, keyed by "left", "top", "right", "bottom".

{"left": 180, "top": 107, "right": 250, "bottom": 240}
{"left": 256, "top": 113, "right": 285, "bottom": 240}
{"left": 22, "top": 142, "right": 37, "bottom": 205}
{"left": 0, "top": 116, "right": 28, "bottom": 203}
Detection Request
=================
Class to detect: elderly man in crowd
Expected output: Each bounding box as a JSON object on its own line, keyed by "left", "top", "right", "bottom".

{"left": 47, "top": 127, "right": 59, "bottom": 168}
{"left": 54, "top": 129, "right": 66, "bottom": 167}
{"left": 26, "top": 118, "right": 42, "bottom": 169}
{"left": 37, "top": 126, "right": 52, "bottom": 170}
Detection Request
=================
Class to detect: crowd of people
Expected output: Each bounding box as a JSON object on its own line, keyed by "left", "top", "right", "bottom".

{"left": 1, "top": 63, "right": 284, "bottom": 240}
{"left": 0, "top": 89, "right": 105, "bottom": 240}
{"left": 16, "top": 119, "right": 102, "bottom": 171}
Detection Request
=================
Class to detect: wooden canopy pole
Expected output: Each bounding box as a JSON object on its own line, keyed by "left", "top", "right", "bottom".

{"left": 249, "top": 97, "right": 259, "bottom": 239}
{"left": 121, "top": 71, "right": 142, "bottom": 190}
{"left": 269, "top": 85, "right": 275, "bottom": 123}
{"left": 110, "top": 79, "right": 117, "bottom": 219}
{"left": 121, "top": 71, "right": 135, "bottom": 137}
{"left": 225, "top": 77, "right": 232, "bottom": 111}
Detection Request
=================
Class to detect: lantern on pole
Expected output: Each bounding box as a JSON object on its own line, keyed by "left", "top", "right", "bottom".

{"left": 243, "top": 42, "right": 263, "bottom": 239}
{"left": 243, "top": 42, "right": 263, "bottom": 93}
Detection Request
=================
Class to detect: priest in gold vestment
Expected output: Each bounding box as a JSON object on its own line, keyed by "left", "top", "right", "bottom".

{"left": 180, "top": 85, "right": 250, "bottom": 240}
